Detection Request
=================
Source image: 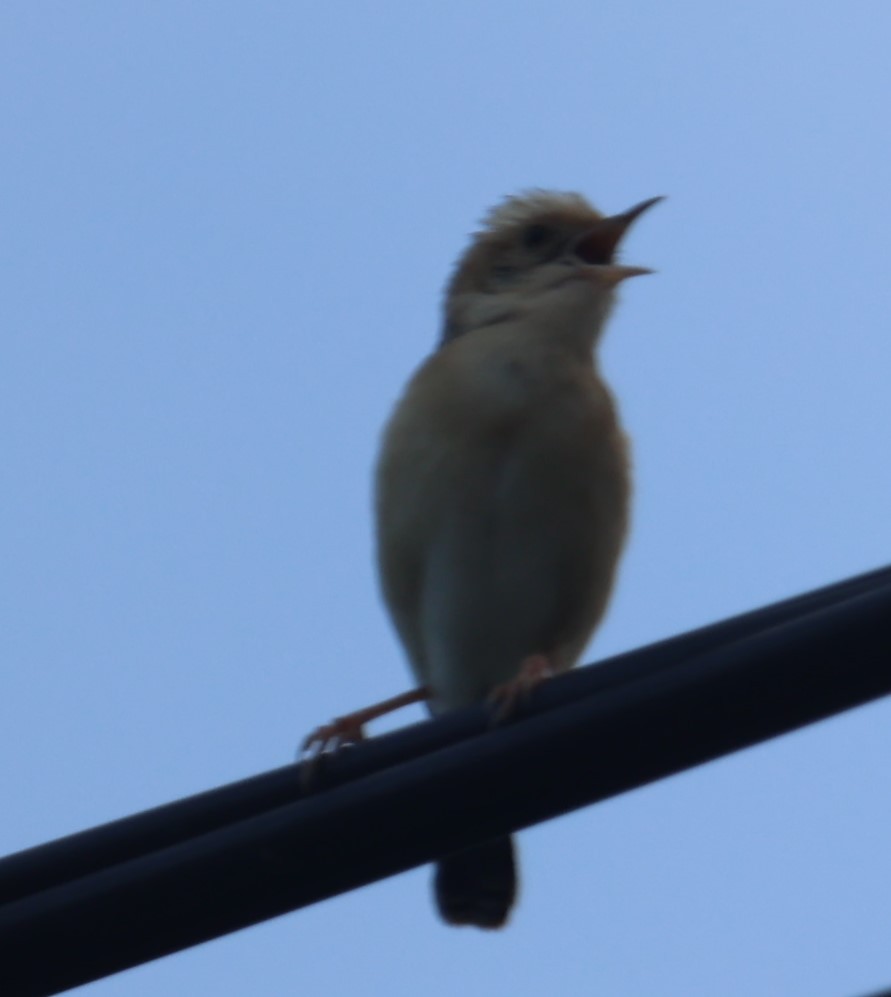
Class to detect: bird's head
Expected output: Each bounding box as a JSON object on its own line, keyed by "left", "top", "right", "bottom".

{"left": 441, "top": 190, "right": 662, "bottom": 347}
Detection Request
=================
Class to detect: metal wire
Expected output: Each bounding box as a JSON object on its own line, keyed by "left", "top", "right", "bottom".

{"left": 2, "top": 564, "right": 891, "bottom": 996}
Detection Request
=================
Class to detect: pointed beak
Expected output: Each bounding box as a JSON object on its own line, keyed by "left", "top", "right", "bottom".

{"left": 572, "top": 195, "right": 664, "bottom": 285}
{"left": 586, "top": 263, "right": 656, "bottom": 285}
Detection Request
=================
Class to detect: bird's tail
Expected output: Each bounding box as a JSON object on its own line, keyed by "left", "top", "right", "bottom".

{"left": 433, "top": 836, "right": 517, "bottom": 929}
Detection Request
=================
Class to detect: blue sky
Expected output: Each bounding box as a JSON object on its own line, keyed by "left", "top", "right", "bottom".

{"left": 2, "top": 4, "right": 891, "bottom": 995}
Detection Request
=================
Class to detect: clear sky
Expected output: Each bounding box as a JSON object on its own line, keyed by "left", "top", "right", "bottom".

{"left": 2, "top": 4, "right": 891, "bottom": 995}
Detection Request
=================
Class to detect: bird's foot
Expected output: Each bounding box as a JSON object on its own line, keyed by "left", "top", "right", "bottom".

{"left": 299, "top": 685, "right": 432, "bottom": 788}
{"left": 487, "top": 654, "right": 555, "bottom": 724}
{"left": 301, "top": 713, "right": 368, "bottom": 757}
{"left": 299, "top": 713, "right": 367, "bottom": 789}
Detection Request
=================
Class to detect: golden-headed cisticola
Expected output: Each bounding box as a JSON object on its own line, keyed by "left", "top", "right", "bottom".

{"left": 304, "top": 189, "right": 661, "bottom": 929}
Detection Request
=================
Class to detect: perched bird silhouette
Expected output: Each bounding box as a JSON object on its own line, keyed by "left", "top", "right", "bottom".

{"left": 304, "top": 189, "right": 661, "bottom": 929}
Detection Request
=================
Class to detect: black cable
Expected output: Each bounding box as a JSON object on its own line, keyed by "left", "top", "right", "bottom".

{"left": 5, "top": 561, "right": 889, "bottom": 908}
{"left": 2, "top": 564, "right": 891, "bottom": 995}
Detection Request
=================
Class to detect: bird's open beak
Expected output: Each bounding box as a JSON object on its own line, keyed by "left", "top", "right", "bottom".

{"left": 573, "top": 196, "right": 664, "bottom": 285}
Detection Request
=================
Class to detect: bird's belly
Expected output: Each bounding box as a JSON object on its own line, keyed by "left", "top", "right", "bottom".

{"left": 419, "top": 434, "right": 629, "bottom": 711}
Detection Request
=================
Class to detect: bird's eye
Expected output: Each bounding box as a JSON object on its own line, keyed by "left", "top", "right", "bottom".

{"left": 522, "top": 224, "right": 551, "bottom": 249}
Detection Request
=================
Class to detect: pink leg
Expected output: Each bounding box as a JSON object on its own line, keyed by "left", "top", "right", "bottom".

{"left": 302, "top": 685, "right": 432, "bottom": 757}
{"left": 487, "top": 654, "right": 555, "bottom": 723}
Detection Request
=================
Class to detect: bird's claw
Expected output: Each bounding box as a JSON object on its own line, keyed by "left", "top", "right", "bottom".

{"left": 301, "top": 716, "right": 367, "bottom": 758}
{"left": 487, "top": 654, "right": 554, "bottom": 724}
{"left": 299, "top": 716, "right": 367, "bottom": 790}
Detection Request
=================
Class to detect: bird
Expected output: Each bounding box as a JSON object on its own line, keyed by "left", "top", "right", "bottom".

{"left": 303, "top": 189, "right": 661, "bottom": 929}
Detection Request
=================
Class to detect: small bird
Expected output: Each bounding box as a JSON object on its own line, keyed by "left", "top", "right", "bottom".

{"left": 304, "top": 189, "right": 661, "bottom": 928}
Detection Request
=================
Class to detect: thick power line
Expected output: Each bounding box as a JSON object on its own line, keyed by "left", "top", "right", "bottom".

{"left": 2, "top": 565, "right": 891, "bottom": 996}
